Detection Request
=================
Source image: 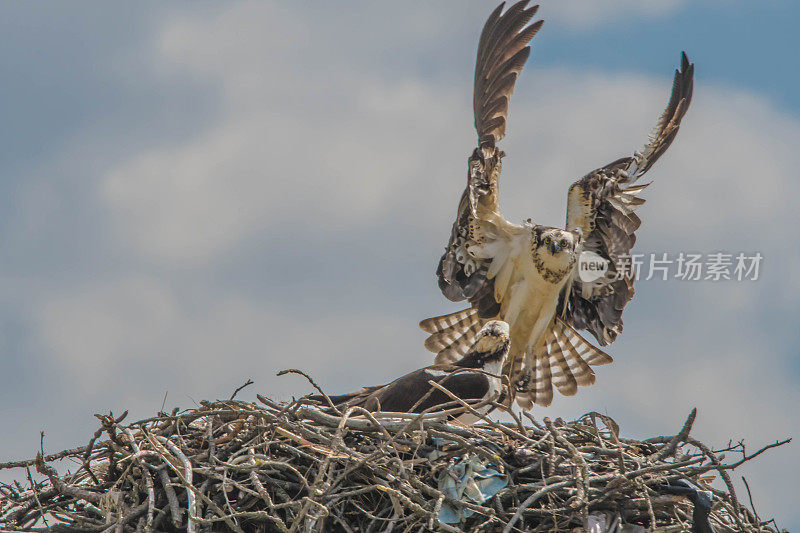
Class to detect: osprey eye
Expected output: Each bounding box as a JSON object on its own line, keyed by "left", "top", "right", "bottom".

{"left": 544, "top": 237, "right": 551, "bottom": 244}
{"left": 560, "top": 239, "right": 567, "bottom": 247}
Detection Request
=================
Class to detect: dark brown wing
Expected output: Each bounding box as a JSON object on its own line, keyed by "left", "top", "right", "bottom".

{"left": 367, "top": 367, "right": 491, "bottom": 414}
{"left": 474, "top": 1, "right": 543, "bottom": 148}
{"left": 315, "top": 366, "right": 491, "bottom": 414}
{"left": 563, "top": 52, "right": 694, "bottom": 345}
{"left": 437, "top": 1, "right": 542, "bottom": 318}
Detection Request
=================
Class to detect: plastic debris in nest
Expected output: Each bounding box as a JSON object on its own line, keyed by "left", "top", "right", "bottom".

{"left": 435, "top": 453, "right": 509, "bottom": 524}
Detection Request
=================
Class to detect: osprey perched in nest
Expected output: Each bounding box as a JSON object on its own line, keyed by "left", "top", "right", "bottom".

{"left": 313, "top": 321, "right": 510, "bottom": 424}
{"left": 420, "top": 1, "right": 694, "bottom": 409}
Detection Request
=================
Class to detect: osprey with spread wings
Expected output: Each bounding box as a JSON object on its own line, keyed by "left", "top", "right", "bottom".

{"left": 420, "top": 1, "right": 694, "bottom": 409}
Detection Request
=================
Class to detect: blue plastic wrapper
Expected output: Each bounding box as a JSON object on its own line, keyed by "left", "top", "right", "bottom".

{"left": 435, "top": 454, "right": 509, "bottom": 524}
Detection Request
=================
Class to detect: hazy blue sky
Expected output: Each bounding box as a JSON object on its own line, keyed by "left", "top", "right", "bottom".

{"left": 1, "top": 1, "right": 798, "bottom": 528}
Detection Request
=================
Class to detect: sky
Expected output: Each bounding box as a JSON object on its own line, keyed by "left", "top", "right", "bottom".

{"left": 0, "top": 0, "right": 798, "bottom": 529}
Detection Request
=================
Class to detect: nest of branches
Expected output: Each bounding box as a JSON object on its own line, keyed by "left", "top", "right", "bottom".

{"left": 0, "top": 375, "right": 790, "bottom": 533}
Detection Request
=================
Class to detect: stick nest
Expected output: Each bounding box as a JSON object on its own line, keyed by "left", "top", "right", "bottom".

{"left": 0, "top": 382, "right": 790, "bottom": 533}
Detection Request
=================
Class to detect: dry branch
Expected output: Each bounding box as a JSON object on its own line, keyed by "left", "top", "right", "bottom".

{"left": 0, "top": 386, "right": 790, "bottom": 533}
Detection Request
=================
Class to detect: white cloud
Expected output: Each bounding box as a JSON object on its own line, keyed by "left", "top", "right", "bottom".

{"left": 35, "top": 276, "right": 420, "bottom": 400}
{"left": 101, "top": 34, "right": 800, "bottom": 269}
{"left": 499, "top": 68, "right": 800, "bottom": 238}
{"left": 100, "top": 78, "right": 466, "bottom": 263}
{"left": 37, "top": 277, "right": 180, "bottom": 383}
{"left": 101, "top": 1, "right": 470, "bottom": 263}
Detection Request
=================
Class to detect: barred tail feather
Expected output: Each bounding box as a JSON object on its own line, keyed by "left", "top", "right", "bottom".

{"left": 419, "top": 308, "right": 477, "bottom": 334}
{"left": 423, "top": 312, "right": 480, "bottom": 352}
{"left": 429, "top": 322, "right": 484, "bottom": 363}
{"left": 514, "top": 318, "right": 613, "bottom": 408}
{"left": 419, "top": 308, "right": 485, "bottom": 364}
{"left": 532, "top": 348, "right": 554, "bottom": 407}
{"left": 547, "top": 335, "right": 578, "bottom": 396}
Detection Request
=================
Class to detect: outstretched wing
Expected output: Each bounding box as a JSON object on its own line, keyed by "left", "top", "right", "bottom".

{"left": 563, "top": 52, "right": 694, "bottom": 345}
{"left": 437, "top": 1, "right": 543, "bottom": 320}
{"left": 474, "top": 1, "right": 543, "bottom": 149}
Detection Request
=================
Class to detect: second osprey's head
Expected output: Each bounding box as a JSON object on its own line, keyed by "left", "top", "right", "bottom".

{"left": 530, "top": 226, "right": 580, "bottom": 283}
{"left": 471, "top": 320, "right": 510, "bottom": 364}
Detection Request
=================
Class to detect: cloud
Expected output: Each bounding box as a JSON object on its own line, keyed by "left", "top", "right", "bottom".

{"left": 34, "top": 276, "right": 419, "bottom": 400}
{"left": 100, "top": 77, "right": 465, "bottom": 263}
{"left": 97, "top": 1, "right": 706, "bottom": 265}
{"left": 100, "top": 1, "right": 472, "bottom": 264}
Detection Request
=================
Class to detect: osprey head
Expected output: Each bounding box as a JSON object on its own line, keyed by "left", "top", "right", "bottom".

{"left": 531, "top": 226, "right": 580, "bottom": 283}
{"left": 473, "top": 320, "right": 510, "bottom": 363}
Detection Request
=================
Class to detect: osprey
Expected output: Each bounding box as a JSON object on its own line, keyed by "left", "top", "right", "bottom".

{"left": 420, "top": 1, "right": 694, "bottom": 409}
{"left": 312, "top": 321, "right": 510, "bottom": 424}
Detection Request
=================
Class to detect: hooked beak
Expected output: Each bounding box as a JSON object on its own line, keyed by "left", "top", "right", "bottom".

{"left": 548, "top": 242, "right": 562, "bottom": 254}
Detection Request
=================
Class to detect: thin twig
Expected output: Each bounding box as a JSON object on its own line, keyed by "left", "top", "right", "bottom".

{"left": 229, "top": 379, "right": 255, "bottom": 401}
{"left": 0, "top": 382, "right": 787, "bottom": 533}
